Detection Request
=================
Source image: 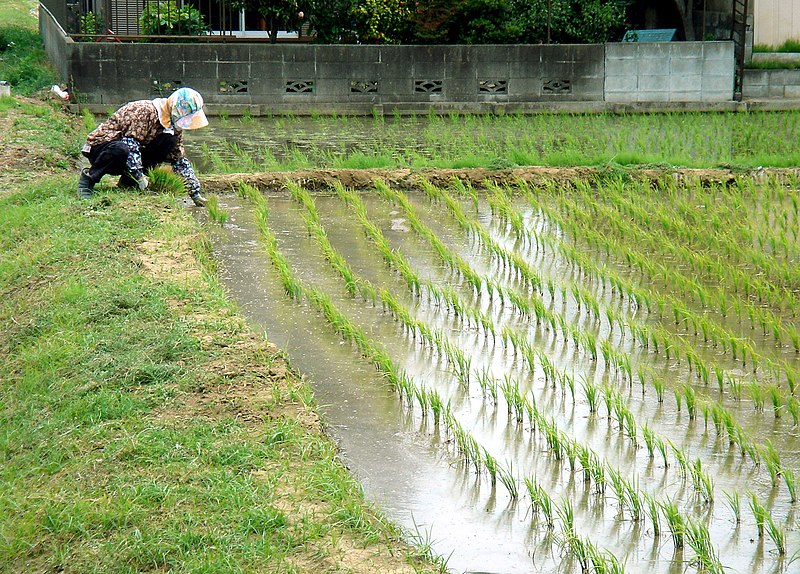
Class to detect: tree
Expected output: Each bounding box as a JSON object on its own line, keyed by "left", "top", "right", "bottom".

{"left": 305, "top": 0, "right": 357, "bottom": 43}
{"left": 444, "top": 0, "right": 518, "bottom": 44}
{"left": 511, "top": 0, "right": 629, "bottom": 44}
{"left": 350, "top": 0, "right": 412, "bottom": 43}
{"left": 230, "top": 0, "right": 305, "bottom": 43}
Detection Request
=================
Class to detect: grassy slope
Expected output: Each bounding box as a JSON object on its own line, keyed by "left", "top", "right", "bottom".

{"left": 0, "top": 177, "right": 436, "bottom": 574}
{"left": 0, "top": 8, "right": 440, "bottom": 569}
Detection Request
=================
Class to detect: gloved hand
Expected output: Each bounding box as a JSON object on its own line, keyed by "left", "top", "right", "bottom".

{"left": 136, "top": 175, "right": 149, "bottom": 191}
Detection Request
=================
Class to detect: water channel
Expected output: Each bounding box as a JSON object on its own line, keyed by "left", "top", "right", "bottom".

{"left": 192, "top": 182, "right": 800, "bottom": 574}
{"left": 181, "top": 115, "right": 800, "bottom": 573}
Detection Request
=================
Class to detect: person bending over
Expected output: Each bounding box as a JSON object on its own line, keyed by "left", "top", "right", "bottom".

{"left": 78, "top": 87, "right": 209, "bottom": 207}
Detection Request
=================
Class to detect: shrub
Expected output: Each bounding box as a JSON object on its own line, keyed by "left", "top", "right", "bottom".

{"left": 139, "top": 2, "right": 209, "bottom": 37}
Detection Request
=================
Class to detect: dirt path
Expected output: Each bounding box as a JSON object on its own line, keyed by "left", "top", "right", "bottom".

{"left": 200, "top": 166, "right": 800, "bottom": 194}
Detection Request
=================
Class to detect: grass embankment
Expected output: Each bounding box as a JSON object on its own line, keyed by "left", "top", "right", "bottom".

{"left": 0, "top": 0, "right": 58, "bottom": 95}
{"left": 0, "top": 98, "right": 440, "bottom": 573}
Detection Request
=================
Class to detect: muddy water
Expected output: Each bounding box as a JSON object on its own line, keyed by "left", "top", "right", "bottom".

{"left": 199, "top": 188, "right": 800, "bottom": 574}
{"left": 201, "top": 197, "right": 548, "bottom": 574}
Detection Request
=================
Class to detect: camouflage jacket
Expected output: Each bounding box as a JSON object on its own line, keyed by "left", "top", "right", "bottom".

{"left": 84, "top": 100, "right": 185, "bottom": 163}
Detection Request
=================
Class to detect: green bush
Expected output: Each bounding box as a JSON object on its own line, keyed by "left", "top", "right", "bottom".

{"left": 139, "top": 1, "right": 209, "bottom": 36}
{"left": 0, "top": 27, "right": 58, "bottom": 95}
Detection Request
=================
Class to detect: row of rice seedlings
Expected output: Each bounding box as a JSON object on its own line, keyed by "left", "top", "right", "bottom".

{"left": 511, "top": 183, "right": 789, "bottom": 390}
{"left": 330, "top": 181, "right": 498, "bottom": 337}
{"left": 532, "top": 179, "right": 792, "bottom": 355}
{"left": 506, "top": 374, "right": 742, "bottom": 559}
{"left": 521, "top": 185, "right": 800, "bottom": 502}
{"left": 243, "top": 181, "right": 523, "bottom": 497}
{"left": 303, "top": 180, "right": 796, "bottom": 544}
{"left": 485, "top": 182, "right": 526, "bottom": 239}
{"left": 391, "top": 181, "right": 658, "bottom": 391}
{"left": 371, "top": 179, "right": 485, "bottom": 293}
{"left": 419, "top": 178, "right": 548, "bottom": 290}
{"left": 523, "top": 330, "right": 795, "bottom": 514}
{"left": 524, "top": 180, "right": 800, "bottom": 412}
{"left": 580, "top": 177, "right": 792, "bottom": 311}
{"left": 428, "top": 181, "right": 798, "bottom": 500}
{"left": 641, "top": 176, "right": 800, "bottom": 265}
{"left": 606, "top": 176, "right": 800, "bottom": 313}
{"left": 422, "top": 178, "right": 774, "bottom": 429}
{"left": 559, "top": 179, "right": 800, "bottom": 354}
{"left": 394, "top": 189, "right": 780, "bottom": 501}
{"left": 291, "top": 186, "right": 492, "bottom": 389}
{"left": 248, "top": 183, "right": 646, "bottom": 565}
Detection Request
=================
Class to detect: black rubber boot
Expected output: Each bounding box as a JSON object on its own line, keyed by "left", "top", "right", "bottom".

{"left": 78, "top": 168, "right": 95, "bottom": 199}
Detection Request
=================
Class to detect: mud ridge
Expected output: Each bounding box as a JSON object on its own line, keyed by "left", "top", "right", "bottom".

{"left": 200, "top": 166, "right": 800, "bottom": 194}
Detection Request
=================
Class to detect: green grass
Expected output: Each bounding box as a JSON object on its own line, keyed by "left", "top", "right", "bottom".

{"left": 0, "top": 26, "right": 59, "bottom": 96}
{"left": 0, "top": 0, "right": 59, "bottom": 95}
{"left": 747, "top": 59, "right": 800, "bottom": 70}
{"left": 753, "top": 38, "right": 800, "bottom": 53}
{"left": 199, "top": 110, "right": 800, "bottom": 172}
{"left": 0, "top": 172, "right": 439, "bottom": 572}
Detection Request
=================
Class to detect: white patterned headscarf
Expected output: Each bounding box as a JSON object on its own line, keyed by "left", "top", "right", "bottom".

{"left": 152, "top": 87, "right": 208, "bottom": 131}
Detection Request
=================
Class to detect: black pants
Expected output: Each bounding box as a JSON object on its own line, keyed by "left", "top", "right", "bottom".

{"left": 83, "top": 133, "right": 179, "bottom": 183}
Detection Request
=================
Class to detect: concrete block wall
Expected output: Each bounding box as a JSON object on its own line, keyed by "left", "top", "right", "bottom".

{"left": 743, "top": 69, "right": 800, "bottom": 99}
{"left": 605, "top": 42, "right": 733, "bottom": 103}
{"left": 40, "top": 6, "right": 736, "bottom": 111}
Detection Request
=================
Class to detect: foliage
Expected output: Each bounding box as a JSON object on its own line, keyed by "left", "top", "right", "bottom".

{"left": 509, "top": 0, "right": 628, "bottom": 44}
{"left": 80, "top": 11, "right": 99, "bottom": 35}
{"left": 0, "top": 27, "right": 58, "bottom": 95}
{"left": 306, "top": 0, "right": 628, "bottom": 44}
{"left": 442, "top": 0, "right": 517, "bottom": 44}
{"left": 138, "top": 1, "right": 209, "bottom": 36}
{"left": 230, "top": 0, "right": 304, "bottom": 43}
{"left": 351, "top": 0, "right": 412, "bottom": 43}
{"left": 305, "top": 0, "right": 357, "bottom": 43}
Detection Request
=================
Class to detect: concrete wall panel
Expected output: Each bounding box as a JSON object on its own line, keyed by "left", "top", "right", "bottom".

{"left": 40, "top": 18, "right": 737, "bottom": 111}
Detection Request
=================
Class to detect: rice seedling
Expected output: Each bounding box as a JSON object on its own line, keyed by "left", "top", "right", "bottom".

{"left": 723, "top": 490, "right": 741, "bottom": 524}
{"left": 659, "top": 499, "right": 685, "bottom": 551}
{"left": 748, "top": 491, "right": 768, "bottom": 539}
{"left": 653, "top": 377, "right": 665, "bottom": 403}
{"left": 556, "top": 498, "right": 575, "bottom": 534}
{"left": 761, "top": 439, "right": 782, "bottom": 487}
{"left": 205, "top": 194, "right": 228, "bottom": 225}
{"left": 644, "top": 493, "right": 660, "bottom": 536}
{"left": 767, "top": 384, "right": 782, "bottom": 418}
{"left": 765, "top": 514, "right": 787, "bottom": 556}
{"left": 783, "top": 468, "right": 797, "bottom": 503}
{"left": 683, "top": 384, "right": 697, "bottom": 420}
{"left": 685, "top": 518, "right": 723, "bottom": 574}
{"left": 497, "top": 461, "right": 519, "bottom": 501}
{"left": 749, "top": 381, "right": 765, "bottom": 411}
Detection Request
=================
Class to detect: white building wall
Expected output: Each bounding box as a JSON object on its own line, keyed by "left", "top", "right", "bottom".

{"left": 754, "top": 0, "right": 800, "bottom": 47}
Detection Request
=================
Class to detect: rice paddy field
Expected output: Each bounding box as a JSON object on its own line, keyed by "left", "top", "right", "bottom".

{"left": 192, "top": 110, "right": 800, "bottom": 173}
{"left": 187, "top": 112, "right": 800, "bottom": 573}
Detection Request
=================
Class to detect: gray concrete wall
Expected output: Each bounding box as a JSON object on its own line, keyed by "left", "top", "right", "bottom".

{"left": 605, "top": 42, "right": 734, "bottom": 103}
{"left": 743, "top": 69, "right": 800, "bottom": 99}
{"left": 65, "top": 43, "right": 607, "bottom": 109}
{"left": 40, "top": 7, "right": 736, "bottom": 112}
{"left": 40, "top": 4, "right": 70, "bottom": 82}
